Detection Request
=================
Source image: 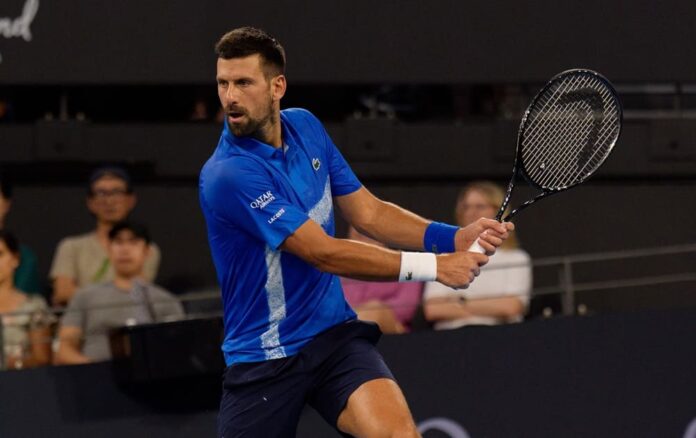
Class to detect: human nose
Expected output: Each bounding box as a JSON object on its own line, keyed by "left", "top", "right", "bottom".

{"left": 222, "top": 85, "right": 239, "bottom": 106}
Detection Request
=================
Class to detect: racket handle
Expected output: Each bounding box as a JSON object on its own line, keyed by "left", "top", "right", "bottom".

{"left": 468, "top": 240, "right": 486, "bottom": 254}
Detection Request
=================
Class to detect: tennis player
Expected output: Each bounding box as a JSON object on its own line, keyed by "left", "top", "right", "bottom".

{"left": 199, "top": 27, "right": 514, "bottom": 438}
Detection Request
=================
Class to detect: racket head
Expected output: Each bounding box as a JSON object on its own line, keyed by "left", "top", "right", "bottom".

{"left": 515, "top": 69, "right": 622, "bottom": 194}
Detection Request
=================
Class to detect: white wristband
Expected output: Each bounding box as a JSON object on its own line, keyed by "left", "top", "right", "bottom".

{"left": 399, "top": 252, "right": 437, "bottom": 282}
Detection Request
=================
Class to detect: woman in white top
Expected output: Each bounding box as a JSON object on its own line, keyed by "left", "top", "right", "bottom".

{"left": 423, "top": 182, "right": 532, "bottom": 329}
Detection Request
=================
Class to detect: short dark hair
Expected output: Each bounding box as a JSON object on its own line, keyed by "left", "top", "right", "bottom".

{"left": 88, "top": 165, "right": 133, "bottom": 195}
{"left": 215, "top": 27, "right": 286, "bottom": 77}
{"left": 0, "top": 229, "right": 20, "bottom": 255}
{"left": 108, "top": 221, "right": 151, "bottom": 245}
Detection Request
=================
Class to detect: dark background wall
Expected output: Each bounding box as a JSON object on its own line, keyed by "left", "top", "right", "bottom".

{"left": 2, "top": 0, "right": 696, "bottom": 84}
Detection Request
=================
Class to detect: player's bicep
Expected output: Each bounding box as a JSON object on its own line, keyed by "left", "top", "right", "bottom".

{"left": 334, "top": 186, "right": 381, "bottom": 232}
{"left": 280, "top": 219, "right": 336, "bottom": 269}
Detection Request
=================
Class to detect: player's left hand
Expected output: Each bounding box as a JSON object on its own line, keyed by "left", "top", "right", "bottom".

{"left": 454, "top": 218, "right": 514, "bottom": 255}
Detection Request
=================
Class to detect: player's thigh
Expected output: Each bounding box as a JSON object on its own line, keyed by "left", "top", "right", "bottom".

{"left": 337, "top": 378, "right": 420, "bottom": 438}
{"left": 307, "top": 335, "right": 394, "bottom": 432}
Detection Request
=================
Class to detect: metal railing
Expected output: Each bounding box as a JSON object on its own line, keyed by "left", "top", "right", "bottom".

{"left": 531, "top": 242, "right": 696, "bottom": 315}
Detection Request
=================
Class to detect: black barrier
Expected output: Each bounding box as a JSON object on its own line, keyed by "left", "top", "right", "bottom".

{"left": 2, "top": 0, "right": 696, "bottom": 84}
{"left": 1, "top": 308, "right": 696, "bottom": 437}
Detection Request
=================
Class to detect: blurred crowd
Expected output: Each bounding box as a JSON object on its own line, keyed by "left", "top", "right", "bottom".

{"left": 0, "top": 166, "right": 532, "bottom": 371}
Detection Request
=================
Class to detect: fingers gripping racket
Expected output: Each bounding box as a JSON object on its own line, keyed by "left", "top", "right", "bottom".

{"left": 470, "top": 69, "right": 622, "bottom": 253}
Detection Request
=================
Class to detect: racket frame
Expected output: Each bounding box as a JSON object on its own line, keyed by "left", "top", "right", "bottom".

{"left": 496, "top": 68, "right": 623, "bottom": 222}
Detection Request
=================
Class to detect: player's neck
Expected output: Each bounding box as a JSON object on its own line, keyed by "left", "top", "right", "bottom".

{"left": 256, "top": 110, "right": 282, "bottom": 148}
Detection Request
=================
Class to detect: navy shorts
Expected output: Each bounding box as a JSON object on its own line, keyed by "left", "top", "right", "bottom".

{"left": 217, "top": 320, "right": 395, "bottom": 438}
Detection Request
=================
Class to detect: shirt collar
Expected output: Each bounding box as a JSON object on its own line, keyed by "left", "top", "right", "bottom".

{"left": 221, "top": 112, "right": 293, "bottom": 160}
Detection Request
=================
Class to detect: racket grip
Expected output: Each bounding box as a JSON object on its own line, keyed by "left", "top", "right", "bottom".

{"left": 468, "top": 240, "right": 486, "bottom": 254}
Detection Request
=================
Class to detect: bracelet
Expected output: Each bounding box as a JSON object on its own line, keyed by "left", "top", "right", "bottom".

{"left": 399, "top": 252, "right": 437, "bottom": 282}
{"left": 423, "top": 221, "right": 459, "bottom": 253}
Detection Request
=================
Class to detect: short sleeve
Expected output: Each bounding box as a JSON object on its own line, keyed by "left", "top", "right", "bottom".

{"left": 49, "top": 238, "right": 76, "bottom": 280}
{"left": 150, "top": 287, "right": 186, "bottom": 322}
{"left": 157, "top": 298, "right": 185, "bottom": 322}
{"left": 327, "top": 140, "right": 362, "bottom": 196}
{"left": 26, "top": 296, "right": 52, "bottom": 327}
{"left": 60, "top": 289, "right": 87, "bottom": 329}
{"left": 202, "top": 159, "right": 310, "bottom": 250}
{"left": 300, "top": 109, "right": 362, "bottom": 197}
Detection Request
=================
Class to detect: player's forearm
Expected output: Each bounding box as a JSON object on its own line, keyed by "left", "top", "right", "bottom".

{"left": 354, "top": 200, "right": 432, "bottom": 251}
{"left": 283, "top": 220, "right": 486, "bottom": 288}
{"left": 310, "top": 237, "right": 402, "bottom": 281}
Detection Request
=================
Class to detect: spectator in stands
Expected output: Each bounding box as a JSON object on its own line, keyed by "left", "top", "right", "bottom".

{"left": 49, "top": 166, "right": 161, "bottom": 306}
{"left": 0, "top": 174, "right": 42, "bottom": 296}
{"left": 189, "top": 98, "right": 211, "bottom": 121}
{"left": 424, "top": 182, "right": 532, "bottom": 328}
{"left": 340, "top": 226, "right": 423, "bottom": 334}
{"left": 0, "top": 231, "right": 51, "bottom": 369}
{"left": 54, "top": 222, "right": 183, "bottom": 365}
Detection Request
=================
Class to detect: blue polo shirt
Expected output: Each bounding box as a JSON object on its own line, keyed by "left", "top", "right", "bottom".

{"left": 199, "top": 108, "right": 361, "bottom": 365}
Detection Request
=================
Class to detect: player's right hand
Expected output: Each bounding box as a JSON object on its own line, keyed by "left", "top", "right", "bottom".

{"left": 435, "top": 252, "right": 489, "bottom": 289}
{"left": 454, "top": 218, "right": 513, "bottom": 254}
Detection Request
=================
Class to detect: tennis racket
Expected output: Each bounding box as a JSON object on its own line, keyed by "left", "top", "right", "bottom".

{"left": 470, "top": 69, "right": 622, "bottom": 253}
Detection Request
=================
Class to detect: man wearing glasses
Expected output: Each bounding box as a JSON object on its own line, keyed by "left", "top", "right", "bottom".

{"left": 49, "top": 166, "right": 161, "bottom": 306}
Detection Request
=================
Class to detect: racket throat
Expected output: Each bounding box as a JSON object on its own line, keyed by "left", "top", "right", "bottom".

{"left": 495, "top": 179, "right": 516, "bottom": 222}
{"left": 504, "top": 192, "right": 548, "bottom": 222}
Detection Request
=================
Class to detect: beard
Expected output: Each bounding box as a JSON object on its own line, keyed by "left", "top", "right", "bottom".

{"left": 227, "top": 97, "right": 276, "bottom": 141}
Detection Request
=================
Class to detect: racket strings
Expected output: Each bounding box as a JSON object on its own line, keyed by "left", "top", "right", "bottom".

{"left": 525, "top": 75, "right": 616, "bottom": 169}
{"left": 533, "top": 104, "right": 598, "bottom": 187}
{"left": 521, "top": 73, "right": 620, "bottom": 190}
{"left": 524, "top": 76, "right": 593, "bottom": 163}
{"left": 522, "top": 76, "right": 591, "bottom": 183}
{"left": 572, "top": 104, "right": 621, "bottom": 181}
{"left": 527, "top": 78, "right": 619, "bottom": 187}
{"left": 553, "top": 85, "right": 619, "bottom": 184}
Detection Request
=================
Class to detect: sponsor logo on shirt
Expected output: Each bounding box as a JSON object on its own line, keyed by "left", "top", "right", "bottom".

{"left": 250, "top": 191, "right": 275, "bottom": 209}
{"left": 312, "top": 158, "right": 321, "bottom": 171}
{"left": 267, "top": 208, "right": 285, "bottom": 224}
